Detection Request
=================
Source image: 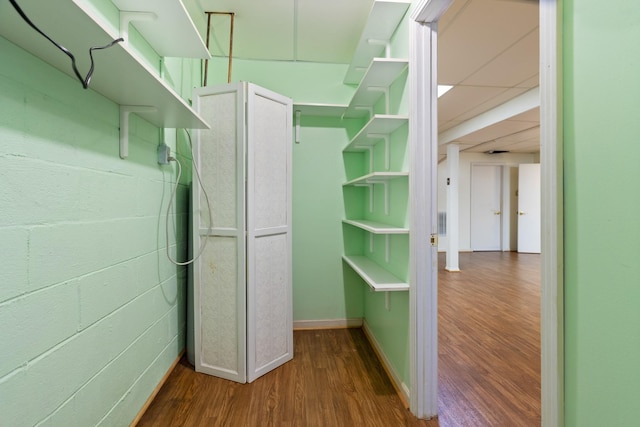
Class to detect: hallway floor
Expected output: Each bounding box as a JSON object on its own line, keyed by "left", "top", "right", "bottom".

{"left": 137, "top": 252, "right": 540, "bottom": 426}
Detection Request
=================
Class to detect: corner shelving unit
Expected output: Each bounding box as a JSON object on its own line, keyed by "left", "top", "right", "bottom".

{"left": 343, "top": 0, "right": 411, "bottom": 85}
{"left": 0, "top": 0, "right": 210, "bottom": 159}
{"left": 340, "top": 0, "right": 410, "bottom": 295}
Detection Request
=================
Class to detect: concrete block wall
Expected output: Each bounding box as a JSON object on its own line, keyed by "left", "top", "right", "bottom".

{"left": 0, "top": 35, "right": 193, "bottom": 426}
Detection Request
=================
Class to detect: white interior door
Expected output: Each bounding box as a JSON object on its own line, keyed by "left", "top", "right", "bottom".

{"left": 192, "top": 83, "right": 247, "bottom": 383}
{"left": 471, "top": 164, "right": 503, "bottom": 251}
{"left": 517, "top": 163, "right": 541, "bottom": 253}
{"left": 246, "top": 83, "right": 293, "bottom": 382}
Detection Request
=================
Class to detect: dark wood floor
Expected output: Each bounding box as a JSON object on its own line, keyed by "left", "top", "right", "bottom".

{"left": 437, "top": 252, "right": 541, "bottom": 426}
{"left": 137, "top": 252, "right": 540, "bottom": 426}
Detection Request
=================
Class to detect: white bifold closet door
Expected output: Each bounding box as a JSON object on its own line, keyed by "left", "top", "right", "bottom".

{"left": 190, "top": 82, "right": 293, "bottom": 383}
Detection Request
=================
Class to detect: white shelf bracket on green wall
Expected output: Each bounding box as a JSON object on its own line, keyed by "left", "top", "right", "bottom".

{"left": 368, "top": 38, "right": 391, "bottom": 58}
{"left": 367, "top": 179, "right": 390, "bottom": 215}
{"left": 120, "top": 11, "right": 157, "bottom": 44}
{"left": 385, "top": 234, "right": 390, "bottom": 263}
{"left": 367, "top": 87, "right": 390, "bottom": 114}
{"left": 355, "top": 183, "right": 374, "bottom": 212}
{"left": 295, "top": 110, "right": 301, "bottom": 143}
{"left": 367, "top": 133, "right": 390, "bottom": 170}
{"left": 385, "top": 291, "right": 391, "bottom": 310}
{"left": 120, "top": 105, "right": 157, "bottom": 159}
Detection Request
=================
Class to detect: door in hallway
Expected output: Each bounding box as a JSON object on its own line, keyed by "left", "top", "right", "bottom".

{"left": 471, "top": 164, "right": 502, "bottom": 251}
{"left": 517, "top": 163, "right": 541, "bottom": 253}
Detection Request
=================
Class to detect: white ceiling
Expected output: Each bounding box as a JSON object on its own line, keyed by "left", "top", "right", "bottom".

{"left": 196, "top": 0, "right": 540, "bottom": 158}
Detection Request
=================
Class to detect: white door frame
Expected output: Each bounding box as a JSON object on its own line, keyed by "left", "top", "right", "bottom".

{"left": 409, "top": 0, "right": 563, "bottom": 425}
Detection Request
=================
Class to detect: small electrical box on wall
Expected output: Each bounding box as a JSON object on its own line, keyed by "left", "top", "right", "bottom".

{"left": 158, "top": 144, "right": 171, "bottom": 165}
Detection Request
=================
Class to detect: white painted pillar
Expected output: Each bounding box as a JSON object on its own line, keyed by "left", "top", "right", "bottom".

{"left": 445, "top": 144, "right": 460, "bottom": 271}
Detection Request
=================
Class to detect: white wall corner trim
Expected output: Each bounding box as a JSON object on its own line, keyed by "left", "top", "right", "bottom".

{"left": 540, "top": 1, "right": 563, "bottom": 426}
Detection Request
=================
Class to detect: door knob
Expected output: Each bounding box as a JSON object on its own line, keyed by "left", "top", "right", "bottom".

{"left": 518, "top": 211, "right": 526, "bottom": 215}
{"left": 494, "top": 211, "right": 501, "bottom": 215}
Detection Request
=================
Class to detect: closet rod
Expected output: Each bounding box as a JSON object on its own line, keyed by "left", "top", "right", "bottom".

{"left": 204, "top": 11, "right": 235, "bottom": 85}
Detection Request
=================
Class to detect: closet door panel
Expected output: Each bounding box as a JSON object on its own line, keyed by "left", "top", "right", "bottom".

{"left": 253, "top": 234, "right": 290, "bottom": 371}
{"left": 199, "top": 237, "right": 245, "bottom": 380}
{"left": 192, "top": 84, "right": 247, "bottom": 383}
{"left": 246, "top": 84, "right": 293, "bottom": 382}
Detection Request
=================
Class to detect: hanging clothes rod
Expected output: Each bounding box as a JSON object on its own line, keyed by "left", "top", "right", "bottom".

{"left": 204, "top": 11, "right": 235, "bottom": 85}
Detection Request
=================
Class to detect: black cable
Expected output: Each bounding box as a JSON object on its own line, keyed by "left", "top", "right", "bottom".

{"left": 9, "top": 0, "right": 124, "bottom": 89}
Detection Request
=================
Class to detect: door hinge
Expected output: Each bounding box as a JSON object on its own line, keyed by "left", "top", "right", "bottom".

{"left": 430, "top": 234, "right": 438, "bottom": 246}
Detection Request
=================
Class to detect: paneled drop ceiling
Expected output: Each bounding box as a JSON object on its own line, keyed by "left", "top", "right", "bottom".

{"left": 196, "top": 0, "right": 540, "bottom": 158}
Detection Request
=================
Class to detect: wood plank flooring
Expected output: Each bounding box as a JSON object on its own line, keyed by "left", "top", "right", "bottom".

{"left": 137, "top": 252, "right": 540, "bottom": 426}
{"left": 437, "top": 252, "right": 541, "bottom": 426}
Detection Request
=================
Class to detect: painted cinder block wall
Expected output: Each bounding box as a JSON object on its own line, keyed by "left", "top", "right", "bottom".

{"left": 0, "top": 8, "right": 200, "bottom": 427}
{"left": 563, "top": 0, "right": 640, "bottom": 425}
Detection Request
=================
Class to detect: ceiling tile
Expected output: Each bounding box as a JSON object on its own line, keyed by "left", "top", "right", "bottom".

{"left": 455, "top": 119, "right": 537, "bottom": 144}
{"left": 463, "top": 28, "right": 539, "bottom": 87}
{"left": 296, "top": 0, "right": 373, "bottom": 63}
{"left": 199, "top": 0, "right": 295, "bottom": 61}
{"left": 438, "top": 0, "right": 539, "bottom": 84}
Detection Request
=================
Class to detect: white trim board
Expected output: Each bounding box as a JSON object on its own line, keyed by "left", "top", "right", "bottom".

{"left": 293, "top": 318, "right": 363, "bottom": 330}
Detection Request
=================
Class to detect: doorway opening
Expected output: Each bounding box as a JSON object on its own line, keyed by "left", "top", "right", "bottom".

{"left": 409, "top": 0, "right": 561, "bottom": 425}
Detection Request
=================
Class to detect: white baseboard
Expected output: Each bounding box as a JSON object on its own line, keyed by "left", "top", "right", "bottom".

{"left": 293, "top": 318, "right": 363, "bottom": 330}
{"left": 362, "top": 320, "right": 410, "bottom": 405}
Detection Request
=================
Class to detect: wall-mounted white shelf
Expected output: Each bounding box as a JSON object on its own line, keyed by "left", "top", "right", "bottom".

{"left": 344, "top": 114, "right": 408, "bottom": 152}
{"left": 344, "top": 59, "right": 409, "bottom": 119}
{"left": 293, "top": 103, "right": 348, "bottom": 117}
{"left": 343, "top": 0, "right": 411, "bottom": 85}
{"left": 343, "top": 220, "right": 408, "bottom": 234}
{"left": 0, "top": 0, "right": 210, "bottom": 159}
{"left": 343, "top": 255, "right": 408, "bottom": 292}
{"left": 112, "top": 0, "right": 210, "bottom": 58}
{"left": 344, "top": 172, "right": 408, "bottom": 187}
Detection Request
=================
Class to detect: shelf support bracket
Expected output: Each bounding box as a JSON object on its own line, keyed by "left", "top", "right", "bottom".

{"left": 368, "top": 39, "right": 391, "bottom": 58}
{"left": 367, "top": 180, "right": 390, "bottom": 215}
{"left": 356, "top": 146, "right": 374, "bottom": 174}
{"left": 354, "top": 105, "right": 374, "bottom": 118}
{"left": 367, "top": 86, "right": 390, "bottom": 114}
{"left": 120, "top": 11, "right": 157, "bottom": 45}
{"left": 355, "top": 183, "right": 374, "bottom": 212}
{"left": 370, "top": 233, "right": 375, "bottom": 253}
{"left": 385, "top": 292, "right": 391, "bottom": 310}
{"left": 295, "top": 110, "right": 301, "bottom": 144}
{"left": 367, "top": 133, "right": 390, "bottom": 170}
{"left": 385, "top": 234, "right": 390, "bottom": 263}
{"left": 120, "top": 105, "right": 157, "bottom": 159}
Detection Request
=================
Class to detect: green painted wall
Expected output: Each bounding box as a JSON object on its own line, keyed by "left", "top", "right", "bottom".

{"left": 564, "top": 0, "right": 640, "bottom": 425}
{"left": 0, "top": 10, "right": 198, "bottom": 424}
{"left": 204, "top": 6, "right": 414, "bottom": 387}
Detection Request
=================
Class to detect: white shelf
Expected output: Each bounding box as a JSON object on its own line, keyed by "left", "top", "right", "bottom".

{"left": 343, "top": 220, "right": 409, "bottom": 234}
{"left": 293, "top": 103, "right": 347, "bottom": 117}
{"left": 344, "top": 59, "right": 409, "bottom": 118}
{"left": 343, "top": 255, "right": 408, "bottom": 292}
{"left": 112, "top": 0, "right": 210, "bottom": 58}
{"left": 344, "top": 172, "right": 408, "bottom": 186}
{"left": 344, "top": 0, "right": 411, "bottom": 85}
{"left": 0, "top": 0, "right": 209, "bottom": 131}
{"left": 344, "top": 115, "right": 408, "bottom": 152}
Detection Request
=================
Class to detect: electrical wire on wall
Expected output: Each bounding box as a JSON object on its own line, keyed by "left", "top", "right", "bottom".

{"left": 9, "top": 0, "right": 123, "bottom": 89}
{"left": 165, "top": 129, "right": 213, "bottom": 266}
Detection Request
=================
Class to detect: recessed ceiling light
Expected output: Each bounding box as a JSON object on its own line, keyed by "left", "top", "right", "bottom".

{"left": 438, "top": 85, "right": 453, "bottom": 98}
